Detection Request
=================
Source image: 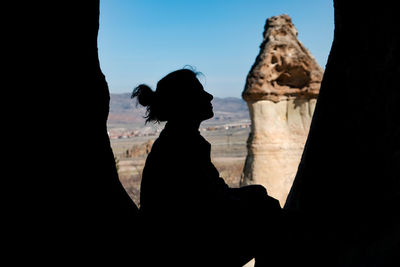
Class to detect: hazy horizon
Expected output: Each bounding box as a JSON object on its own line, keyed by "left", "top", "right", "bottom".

{"left": 110, "top": 91, "right": 245, "bottom": 99}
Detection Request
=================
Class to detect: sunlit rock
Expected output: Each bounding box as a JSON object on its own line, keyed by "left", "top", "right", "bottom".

{"left": 241, "top": 14, "right": 323, "bottom": 206}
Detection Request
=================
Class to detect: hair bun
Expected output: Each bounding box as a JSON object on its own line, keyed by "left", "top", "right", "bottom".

{"left": 131, "top": 84, "right": 155, "bottom": 107}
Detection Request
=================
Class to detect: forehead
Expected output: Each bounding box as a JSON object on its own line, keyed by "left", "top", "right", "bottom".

{"left": 178, "top": 74, "right": 202, "bottom": 87}
{"left": 187, "top": 78, "right": 205, "bottom": 94}
{"left": 193, "top": 78, "right": 203, "bottom": 88}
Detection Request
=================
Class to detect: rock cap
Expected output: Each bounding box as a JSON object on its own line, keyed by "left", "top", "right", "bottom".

{"left": 242, "top": 14, "right": 323, "bottom": 102}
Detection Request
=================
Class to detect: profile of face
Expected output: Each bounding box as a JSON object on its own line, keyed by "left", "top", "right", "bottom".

{"left": 152, "top": 69, "right": 215, "bottom": 124}
{"left": 185, "top": 78, "right": 214, "bottom": 122}
{"left": 165, "top": 73, "right": 214, "bottom": 123}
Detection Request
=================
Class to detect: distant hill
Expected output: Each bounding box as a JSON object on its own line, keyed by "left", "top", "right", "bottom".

{"left": 107, "top": 93, "right": 249, "bottom": 128}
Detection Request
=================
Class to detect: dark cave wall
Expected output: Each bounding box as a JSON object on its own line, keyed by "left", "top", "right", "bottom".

{"left": 30, "top": 2, "right": 140, "bottom": 258}
{"left": 54, "top": 2, "right": 138, "bottom": 219}
{"left": 69, "top": 2, "right": 138, "bottom": 224}
{"left": 284, "top": 0, "right": 400, "bottom": 265}
{"left": 23, "top": 0, "right": 399, "bottom": 264}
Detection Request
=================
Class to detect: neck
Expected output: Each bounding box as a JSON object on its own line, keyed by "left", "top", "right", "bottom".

{"left": 167, "top": 119, "right": 201, "bottom": 131}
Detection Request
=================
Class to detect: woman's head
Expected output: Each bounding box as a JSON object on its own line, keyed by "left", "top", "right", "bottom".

{"left": 132, "top": 68, "right": 214, "bottom": 123}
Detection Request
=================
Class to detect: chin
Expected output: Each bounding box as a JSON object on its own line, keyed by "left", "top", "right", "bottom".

{"left": 205, "top": 111, "right": 214, "bottom": 120}
{"left": 199, "top": 112, "right": 213, "bottom": 122}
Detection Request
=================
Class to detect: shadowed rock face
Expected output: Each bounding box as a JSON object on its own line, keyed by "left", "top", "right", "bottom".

{"left": 283, "top": 0, "right": 400, "bottom": 265}
{"left": 21, "top": 1, "right": 141, "bottom": 263}
{"left": 241, "top": 14, "right": 323, "bottom": 206}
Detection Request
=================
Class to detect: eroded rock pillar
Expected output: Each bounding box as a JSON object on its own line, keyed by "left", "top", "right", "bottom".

{"left": 241, "top": 15, "right": 323, "bottom": 206}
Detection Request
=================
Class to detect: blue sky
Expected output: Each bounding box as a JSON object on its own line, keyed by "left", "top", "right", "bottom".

{"left": 98, "top": 0, "right": 334, "bottom": 98}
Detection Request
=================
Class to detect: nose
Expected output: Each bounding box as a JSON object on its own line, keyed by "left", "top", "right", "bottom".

{"left": 206, "top": 91, "right": 213, "bottom": 101}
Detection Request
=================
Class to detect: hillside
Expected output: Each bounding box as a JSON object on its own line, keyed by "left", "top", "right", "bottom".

{"left": 107, "top": 93, "right": 250, "bottom": 128}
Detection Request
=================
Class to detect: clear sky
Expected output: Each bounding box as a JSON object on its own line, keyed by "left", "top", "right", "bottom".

{"left": 98, "top": 0, "right": 334, "bottom": 98}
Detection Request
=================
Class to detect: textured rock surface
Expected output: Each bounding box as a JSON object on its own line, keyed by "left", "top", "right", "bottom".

{"left": 242, "top": 15, "right": 323, "bottom": 103}
{"left": 241, "top": 15, "right": 323, "bottom": 206}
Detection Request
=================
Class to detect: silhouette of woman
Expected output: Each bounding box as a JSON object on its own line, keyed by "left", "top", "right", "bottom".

{"left": 132, "top": 68, "right": 281, "bottom": 266}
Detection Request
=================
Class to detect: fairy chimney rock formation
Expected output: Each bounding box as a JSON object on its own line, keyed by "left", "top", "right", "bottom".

{"left": 241, "top": 14, "right": 323, "bottom": 206}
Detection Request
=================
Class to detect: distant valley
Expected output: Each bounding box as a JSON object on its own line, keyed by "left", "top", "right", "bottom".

{"left": 107, "top": 93, "right": 250, "bottom": 129}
